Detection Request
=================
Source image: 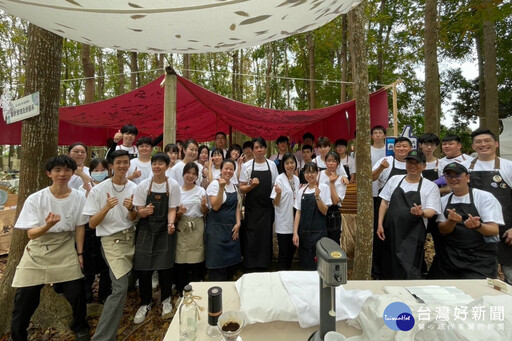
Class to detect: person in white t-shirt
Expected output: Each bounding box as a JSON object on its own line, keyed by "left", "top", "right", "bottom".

{"left": 106, "top": 124, "right": 139, "bottom": 160}
{"left": 313, "top": 136, "right": 332, "bottom": 171}
{"left": 293, "top": 162, "right": 332, "bottom": 270}
{"left": 271, "top": 153, "right": 300, "bottom": 270}
{"left": 10, "top": 155, "right": 90, "bottom": 341}
{"left": 334, "top": 139, "right": 356, "bottom": 182}
{"left": 127, "top": 136, "right": 153, "bottom": 185}
{"left": 294, "top": 132, "right": 316, "bottom": 164}
{"left": 438, "top": 134, "right": 474, "bottom": 194}
{"left": 83, "top": 150, "right": 138, "bottom": 341}
{"left": 168, "top": 139, "right": 208, "bottom": 188}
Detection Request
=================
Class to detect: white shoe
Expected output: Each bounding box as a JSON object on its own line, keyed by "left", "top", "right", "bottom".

{"left": 134, "top": 304, "right": 152, "bottom": 324}
{"left": 162, "top": 297, "right": 173, "bottom": 319}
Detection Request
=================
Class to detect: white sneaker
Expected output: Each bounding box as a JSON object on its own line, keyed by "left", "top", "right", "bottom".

{"left": 162, "top": 297, "right": 173, "bottom": 319}
{"left": 134, "top": 304, "right": 151, "bottom": 324}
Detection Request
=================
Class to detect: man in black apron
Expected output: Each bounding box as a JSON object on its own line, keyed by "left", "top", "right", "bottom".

{"left": 376, "top": 150, "right": 441, "bottom": 279}
{"left": 467, "top": 128, "right": 512, "bottom": 283}
{"left": 371, "top": 137, "right": 412, "bottom": 279}
{"left": 428, "top": 162, "right": 503, "bottom": 279}
{"left": 438, "top": 134, "right": 474, "bottom": 195}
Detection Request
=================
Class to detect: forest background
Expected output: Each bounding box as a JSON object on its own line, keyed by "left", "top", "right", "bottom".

{"left": 1, "top": 0, "right": 511, "bottom": 155}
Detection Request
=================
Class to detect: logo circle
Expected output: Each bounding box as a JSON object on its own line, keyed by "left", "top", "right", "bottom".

{"left": 383, "top": 302, "right": 415, "bottom": 331}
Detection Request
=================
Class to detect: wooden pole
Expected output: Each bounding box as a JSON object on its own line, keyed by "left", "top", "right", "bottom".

{"left": 163, "top": 66, "right": 177, "bottom": 146}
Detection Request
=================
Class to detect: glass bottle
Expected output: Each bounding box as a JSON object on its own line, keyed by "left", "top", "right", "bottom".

{"left": 179, "top": 284, "right": 198, "bottom": 341}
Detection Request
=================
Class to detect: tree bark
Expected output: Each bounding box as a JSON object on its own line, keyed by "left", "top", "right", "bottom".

{"left": 130, "top": 51, "right": 138, "bottom": 90}
{"left": 424, "top": 0, "right": 440, "bottom": 136}
{"left": 307, "top": 32, "right": 316, "bottom": 109}
{"left": 0, "top": 24, "right": 67, "bottom": 335}
{"left": 117, "top": 50, "right": 125, "bottom": 95}
{"left": 97, "top": 48, "right": 105, "bottom": 100}
{"left": 349, "top": 1, "right": 373, "bottom": 280}
{"left": 340, "top": 14, "right": 348, "bottom": 103}
{"left": 183, "top": 54, "right": 191, "bottom": 79}
{"left": 81, "top": 43, "right": 95, "bottom": 103}
{"left": 265, "top": 43, "right": 272, "bottom": 108}
{"left": 475, "top": 33, "right": 486, "bottom": 126}
{"left": 481, "top": 0, "right": 499, "bottom": 136}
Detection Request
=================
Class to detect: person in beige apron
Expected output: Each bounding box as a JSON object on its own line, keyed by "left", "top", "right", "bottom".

{"left": 10, "top": 155, "right": 90, "bottom": 341}
{"left": 175, "top": 162, "right": 208, "bottom": 295}
{"left": 132, "top": 152, "right": 181, "bottom": 323}
{"left": 83, "top": 150, "right": 138, "bottom": 341}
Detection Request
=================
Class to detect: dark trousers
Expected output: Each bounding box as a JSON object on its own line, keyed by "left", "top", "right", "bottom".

{"left": 372, "top": 196, "right": 385, "bottom": 279}
{"left": 84, "top": 269, "right": 112, "bottom": 303}
{"left": 277, "top": 233, "right": 296, "bottom": 271}
{"left": 11, "top": 279, "right": 89, "bottom": 341}
{"left": 208, "top": 264, "right": 238, "bottom": 281}
{"left": 137, "top": 268, "right": 173, "bottom": 305}
{"left": 174, "top": 262, "right": 205, "bottom": 297}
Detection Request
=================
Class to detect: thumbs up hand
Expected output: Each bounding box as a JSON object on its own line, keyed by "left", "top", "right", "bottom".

{"left": 114, "top": 130, "right": 122, "bottom": 143}
{"left": 123, "top": 194, "right": 134, "bottom": 211}
{"left": 106, "top": 192, "right": 118, "bottom": 209}
{"left": 132, "top": 167, "right": 142, "bottom": 179}
{"left": 145, "top": 203, "right": 154, "bottom": 216}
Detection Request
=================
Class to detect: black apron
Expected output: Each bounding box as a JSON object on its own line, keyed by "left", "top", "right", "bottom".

{"left": 242, "top": 160, "right": 274, "bottom": 269}
{"left": 469, "top": 157, "right": 512, "bottom": 265}
{"left": 205, "top": 190, "right": 241, "bottom": 269}
{"left": 83, "top": 223, "right": 109, "bottom": 275}
{"left": 381, "top": 176, "right": 426, "bottom": 279}
{"left": 422, "top": 159, "right": 439, "bottom": 181}
{"left": 298, "top": 190, "right": 328, "bottom": 270}
{"left": 428, "top": 190, "right": 497, "bottom": 279}
{"left": 134, "top": 179, "right": 176, "bottom": 271}
{"left": 342, "top": 155, "right": 351, "bottom": 181}
{"left": 372, "top": 158, "right": 407, "bottom": 279}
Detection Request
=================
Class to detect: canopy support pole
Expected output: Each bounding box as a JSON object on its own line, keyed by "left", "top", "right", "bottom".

{"left": 163, "top": 66, "right": 177, "bottom": 146}
{"left": 383, "top": 79, "right": 402, "bottom": 136}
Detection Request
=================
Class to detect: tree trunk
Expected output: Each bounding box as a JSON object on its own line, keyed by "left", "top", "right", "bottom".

{"left": 475, "top": 33, "right": 486, "bottom": 126}
{"left": 0, "top": 24, "right": 67, "bottom": 335}
{"left": 424, "top": 0, "right": 440, "bottom": 136}
{"left": 130, "top": 51, "right": 138, "bottom": 90}
{"left": 340, "top": 14, "right": 348, "bottom": 103}
{"left": 307, "top": 32, "right": 316, "bottom": 109}
{"left": 265, "top": 43, "right": 272, "bottom": 108}
{"left": 81, "top": 43, "right": 95, "bottom": 103}
{"left": 97, "top": 48, "right": 105, "bottom": 100}
{"left": 183, "top": 54, "right": 191, "bottom": 79}
{"left": 481, "top": 0, "right": 499, "bottom": 136}
{"left": 349, "top": 1, "right": 373, "bottom": 280}
{"left": 117, "top": 50, "right": 125, "bottom": 95}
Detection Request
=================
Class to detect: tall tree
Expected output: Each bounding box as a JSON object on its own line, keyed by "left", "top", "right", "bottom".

{"left": 349, "top": 0, "right": 373, "bottom": 280}
{"left": 116, "top": 50, "right": 125, "bottom": 95}
{"left": 81, "top": 43, "right": 95, "bottom": 103}
{"left": 0, "top": 24, "right": 65, "bottom": 334}
{"left": 130, "top": 51, "right": 138, "bottom": 90}
{"left": 424, "top": 0, "right": 441, "bottom": 136}
{"left": 307, "top": 32, "right": 316, "bottom": 109}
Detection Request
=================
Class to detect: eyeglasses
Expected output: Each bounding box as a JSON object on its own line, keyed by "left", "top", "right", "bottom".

{"left": 473, "top": 138, "right": 495, "bottom": 145}
{"left": 445, "top": 174, "right": 462, "bottom": 180}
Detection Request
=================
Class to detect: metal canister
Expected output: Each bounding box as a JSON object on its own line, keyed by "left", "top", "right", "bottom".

{"left": 207, "top": 286, "right": 223, "bottom": 326}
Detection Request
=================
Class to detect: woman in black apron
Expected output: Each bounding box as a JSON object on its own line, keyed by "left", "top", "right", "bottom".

{"left": 293, "top": 162, "right": 331, "bottom": 270}
{"left": 206, "top": 159, "right": 242, "bottom": 280}
{"left": 240, "top": 137, "right": 275, "bottom": 272}
{"left": 133, "top": 153, "right": 180, "bottom": 322}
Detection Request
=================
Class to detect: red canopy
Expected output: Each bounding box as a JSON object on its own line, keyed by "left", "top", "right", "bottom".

{"left": 1, "top": 75, "right": 389, "bottom": 145}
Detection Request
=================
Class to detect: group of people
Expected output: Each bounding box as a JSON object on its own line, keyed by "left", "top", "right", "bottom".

{"left": 9, "top": 123, "right": 512, "bottom": 340}
{"left": 370, "top": 126, "right": 512, "bottom": 283}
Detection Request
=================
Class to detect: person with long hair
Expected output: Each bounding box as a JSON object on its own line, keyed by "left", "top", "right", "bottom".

{"left": 292, "top": 162, "right": 331, "bottom": 270}
{"left": 271, "top": 153, "right": 300, "bottom": 270}
{"left": 239, "top": 137, "right": 278, "bottom": 272}
{"left": 198, "top": 145, "right": 210, "bottom": 181}
{"left": 68, "top": 142, "right": 92, "bottom": 190}
{"left": 175, "top": 162, "right": 208, "bottom": 294}
{"left": 205, "top": 159, "right": 242, "bottom": 280}
{"left": 164, "top": 143, "right": 180, "bottom": 170}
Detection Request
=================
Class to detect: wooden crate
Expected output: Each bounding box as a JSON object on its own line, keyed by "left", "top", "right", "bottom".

{"left": 0, "top": 209, "right": 16, "bottom": 255}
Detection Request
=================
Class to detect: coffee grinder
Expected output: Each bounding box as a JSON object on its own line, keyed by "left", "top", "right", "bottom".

{"left": 309, "top": 237, "right": 347, "bottom": 341}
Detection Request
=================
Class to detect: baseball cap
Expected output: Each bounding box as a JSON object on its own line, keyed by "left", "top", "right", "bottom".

{"left": 404, "top": 150, "right": 426, "bottom": 163}
{"left": 443, "top": 162, "right": 468, "bottom": 174}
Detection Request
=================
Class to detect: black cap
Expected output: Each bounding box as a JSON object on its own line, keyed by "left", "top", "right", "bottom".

{"left": 443, "top": 162, "right": 468, "bottom": 175}
{"left": 404, "top": 150, "right": 426, "bottom": 163}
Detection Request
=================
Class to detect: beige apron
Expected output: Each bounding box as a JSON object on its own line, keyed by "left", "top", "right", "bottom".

{"left": 12, "top": 231, "right": 83, "bottom": 288}
{"left": 101, "top": 227, "right": 135, "bottom": 279}
{"left": 176, "top": 216, "right": 205, "bottom": 263}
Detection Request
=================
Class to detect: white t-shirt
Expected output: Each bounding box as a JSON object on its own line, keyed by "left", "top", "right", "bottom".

{"left": 339, "top": 155, "right": 356, "bottom": 175}
{"left": 464, "top": 158, "right": 512, "bottom": 187}
{"left": 69, "top": 166, "right": 89, "bottom": 190}
{"left": 180, "top": 185, "right": 207, "bottom": 218}
{"left": 211, "top": 167, "right": 221, "bottom": 182}
{"left": 133, "top": 177, "right": 181, "bottom": 208}
{"left": 83, "top": 179, "right": 138, "bottom": 236}
{"left": 127, "top": 158, "right": 152, "bottom": 185}
{"left": 439, "top": 154, "right": 473, "bottom": 176}
{"left": 371, "top": 146, "right": 387, "bottom": 196}
{"left": 270, "top": 173, "right": 300, "bottom": 234}
{"left": 318, "top": 171, "right": 347, "bottom": 205}
{"left": 15, "top": 187, "right": 87, "bottom": 232}
{"left": 294, "top": 183, "right": 332, "bottom": 211}
{"left": 425, "top": 159, "right": 439, "bottom": 171}
{"left": 239, "top": 159, "right": 278, "bottom": 184}
{"left": 437, "top": 188, "right": 504, "bottom": 225}
{"left": 116, "top": 144, "right": 138, "bottom": 157}
{"left": 379, "top": 175, "right": 442, "bottom": 227}
{"left": 206, "top": 179, "right": 237, "bottom": 205}
{"left": 169, "top": 160, "right": 203, "bottom": 187}
{"left": 313, "top": 156, "right": 327, "bottom": 170}
{"left": 372, "top": 156, "right": 407, "bottom": 191}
